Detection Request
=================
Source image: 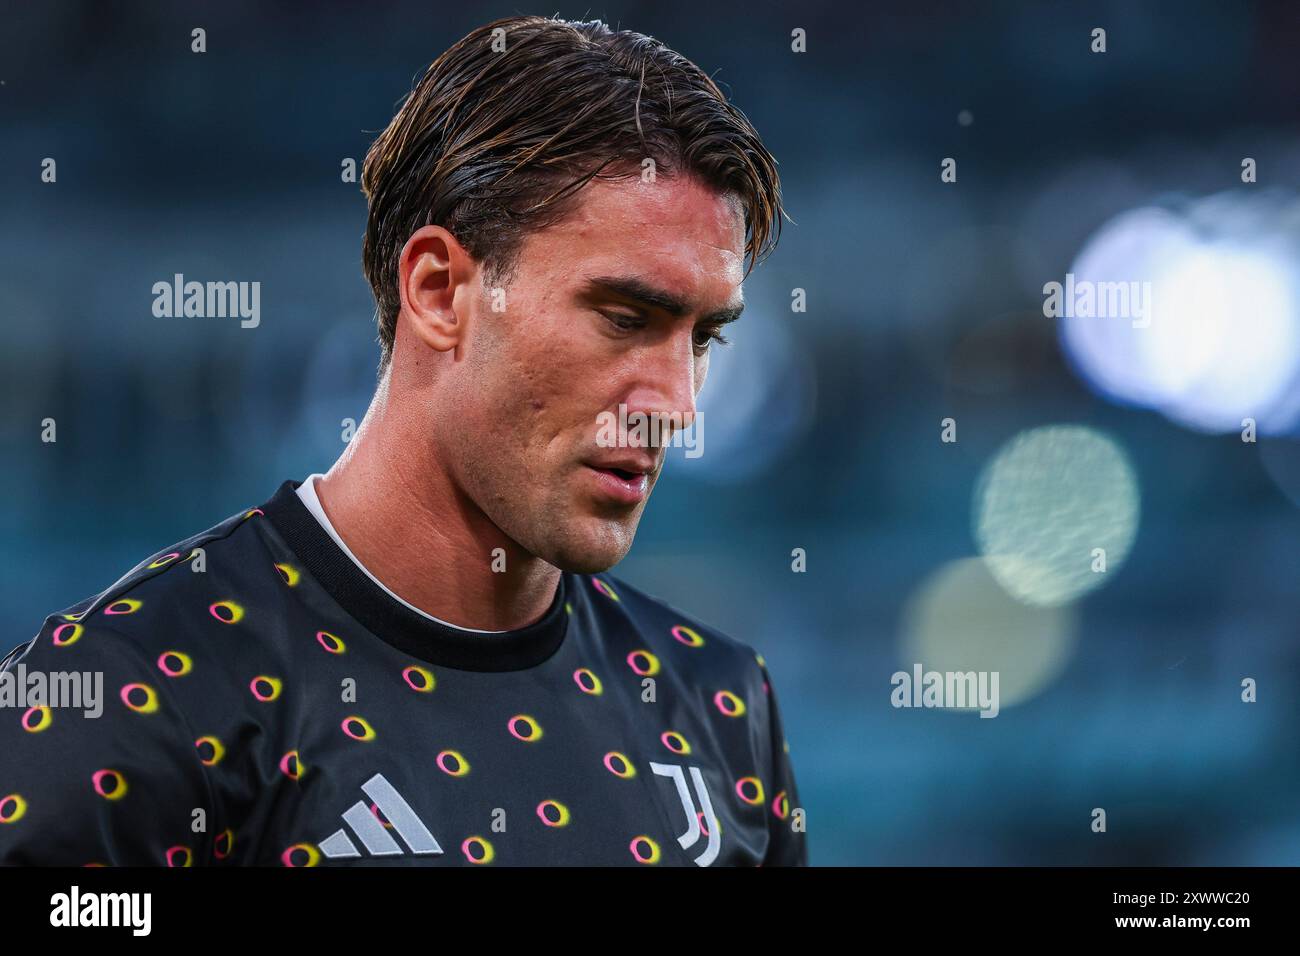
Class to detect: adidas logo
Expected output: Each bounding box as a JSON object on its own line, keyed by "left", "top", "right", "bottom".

{"left": 319, "top": 773, "right": 443, "bottom": 859}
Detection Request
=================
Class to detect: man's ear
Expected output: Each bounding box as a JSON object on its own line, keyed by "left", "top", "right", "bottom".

{"left": 397, "top": 225, "right": 477, "bottom": 354}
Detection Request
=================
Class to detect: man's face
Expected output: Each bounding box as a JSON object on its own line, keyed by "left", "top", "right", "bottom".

{"left": 442, "top": 174, "right": 746, "bottom": 573}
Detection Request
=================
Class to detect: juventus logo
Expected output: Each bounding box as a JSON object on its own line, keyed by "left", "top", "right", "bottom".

{"left": 650, "top": 762, "right": 720, "bottom": 866}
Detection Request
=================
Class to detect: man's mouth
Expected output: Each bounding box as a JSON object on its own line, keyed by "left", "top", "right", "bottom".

{"left": 582, "top": 457, "right": 656, "bottom": 505}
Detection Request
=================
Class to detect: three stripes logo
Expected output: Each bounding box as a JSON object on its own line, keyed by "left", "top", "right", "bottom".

{"left": 650, "top": 761, "right": 720, "bottom": 866}
{"left": 318, "top": 773, "right": 443, "bottom": 860}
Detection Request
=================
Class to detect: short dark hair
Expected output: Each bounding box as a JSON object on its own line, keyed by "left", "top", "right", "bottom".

{"left": 361, "top": 15, "right": 785, "bottom": 372}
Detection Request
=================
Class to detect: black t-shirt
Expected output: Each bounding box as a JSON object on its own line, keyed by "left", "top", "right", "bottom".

{"left": 0, "top": 479, "right": 806, "bottom": 866}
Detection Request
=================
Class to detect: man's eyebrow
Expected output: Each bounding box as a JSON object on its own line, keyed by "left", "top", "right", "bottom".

{"left": 579, "top": 275, "right": 744, "bottom": 325}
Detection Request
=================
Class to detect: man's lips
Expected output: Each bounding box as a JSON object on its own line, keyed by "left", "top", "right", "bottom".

{"left": 582, "top": 456, "right": 656, "bottom": 504}
{"left": 583, "top": 454, "right": 658, "bottom": 479}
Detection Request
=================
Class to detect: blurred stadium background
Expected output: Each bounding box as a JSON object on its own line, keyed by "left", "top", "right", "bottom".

{"left": 3, "top": 0, "right": 1299, "bottom": 864}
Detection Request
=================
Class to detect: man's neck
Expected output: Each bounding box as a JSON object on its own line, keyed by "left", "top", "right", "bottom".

{"left": 312, "top": 381, "right": 561, "bottom": 632}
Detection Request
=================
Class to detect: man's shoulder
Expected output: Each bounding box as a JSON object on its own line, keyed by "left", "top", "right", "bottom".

{"left": 3, "top": 497, "right": 275, "bottom": 671}
{"left": 585, "top": 571, "right": 766, "bottom": 682}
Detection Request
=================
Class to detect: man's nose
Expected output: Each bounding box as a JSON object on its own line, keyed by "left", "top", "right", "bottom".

{"left": 622, "top": 334, "right": 698, "bottom": 447}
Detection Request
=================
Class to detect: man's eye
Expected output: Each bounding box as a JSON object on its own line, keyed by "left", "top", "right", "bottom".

{"left": 693, "top": 327, "right": 730, "bottom": 352}
{"left": 600, "top": 311, "right": 644, "bottom": 332}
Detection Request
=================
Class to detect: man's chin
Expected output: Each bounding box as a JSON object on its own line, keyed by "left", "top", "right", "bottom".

{"left": 540, "top": 516, "right": 638, "bottom": 574}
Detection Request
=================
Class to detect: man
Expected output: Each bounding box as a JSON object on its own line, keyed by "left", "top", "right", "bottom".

{"left": 0, "top": 15, "right": 805, "bottom": 866}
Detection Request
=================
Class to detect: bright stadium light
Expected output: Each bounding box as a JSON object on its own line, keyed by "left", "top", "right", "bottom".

{"left": 1057, "top": 194, "right": 1300, "bottom": 435}
{"left": 1145, "top": 245, "right": 1298, "bottom": 432}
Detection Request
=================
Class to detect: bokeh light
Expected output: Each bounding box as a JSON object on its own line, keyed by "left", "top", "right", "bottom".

{"left": 974, "top": 425, "right": 1140, "bottom": 607}
{"left": 900, "top": 558, "right": 1077, "bottom": 712}
{"left": 1059, "top": 193, "right": 1300, "bottom": 435}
